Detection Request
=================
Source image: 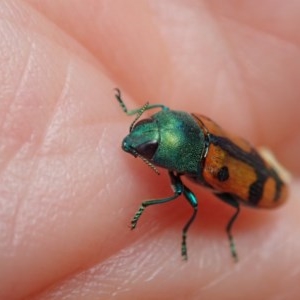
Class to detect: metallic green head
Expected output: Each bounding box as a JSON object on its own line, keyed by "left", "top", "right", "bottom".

{"left": 116, "top": 89, "right": 206, "bottom": 175}
{"left": 123, "top": 109, "right": 206, "bottom": 174}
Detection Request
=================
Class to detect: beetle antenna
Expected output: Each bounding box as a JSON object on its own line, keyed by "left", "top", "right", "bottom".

{"left": 138, "top": 154, "right": 160, "bottom": 175}
{"left": 131, "top": 149, "right": 160, "bottom": 175}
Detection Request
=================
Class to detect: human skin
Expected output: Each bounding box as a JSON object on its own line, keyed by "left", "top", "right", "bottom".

{"left": 0, "top": 0, "right": 300, "bottom": 299}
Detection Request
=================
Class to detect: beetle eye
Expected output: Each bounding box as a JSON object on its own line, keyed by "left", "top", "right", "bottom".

{"left": 136, "top": 141, "right": 158, "bottom": 159}
{"left": 133, "top": 118, "right": 153, "bottom": 129}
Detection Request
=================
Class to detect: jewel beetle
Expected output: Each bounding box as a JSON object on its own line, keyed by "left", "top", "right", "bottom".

{"left": 115, "top": 88, "right": 289, "bottom": 261}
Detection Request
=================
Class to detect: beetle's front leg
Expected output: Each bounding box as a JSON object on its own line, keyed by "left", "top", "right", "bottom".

{"left": 131, "top": 172, "right": 183, "bottom": 229}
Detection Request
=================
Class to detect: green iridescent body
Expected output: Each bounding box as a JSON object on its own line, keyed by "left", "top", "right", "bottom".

{"left": 123, "top": 109, "right": 206, "bottom": 175}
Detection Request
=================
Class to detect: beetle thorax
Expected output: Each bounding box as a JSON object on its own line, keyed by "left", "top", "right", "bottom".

{"left": 151, "top": 110, "right": 206, "bottom": 175}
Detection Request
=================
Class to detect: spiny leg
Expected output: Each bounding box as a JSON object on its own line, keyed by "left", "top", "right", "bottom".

{"left": 181, "top": 184, "right": 198, "bottom": 260}
{"left": 215, "top": 193, "right": 240, "bottom": 261}
{"left": 131, "top": 193, "right": 180, "bottom": 229}
{"left": 131, "top": 171, "right": 184, "bottom": 229}
{"left": 114, "top": 88, "right": 166, "bottom": 117}
{"left": 226, "top": 205, "right": 240, "bottom": 262}
{"left": 181, "top": 206, "right": 198, "bottom": 260}
{"left": 114, "top": 88, "right": 145, "bottom": 116}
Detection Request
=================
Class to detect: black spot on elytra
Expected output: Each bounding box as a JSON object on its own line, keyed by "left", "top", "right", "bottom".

{"left": 248, "top": 178, "right": 265, "bottom": 204}
{"left": 217, "top": 166, "right": 229, "bottom": 182}
{"left": 209, "top": 135, "right": 267, "bottom": 205}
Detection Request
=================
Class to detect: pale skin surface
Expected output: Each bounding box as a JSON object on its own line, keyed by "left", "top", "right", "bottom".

{"left": 0, "top": 0, "right": 300, "bottom": 299}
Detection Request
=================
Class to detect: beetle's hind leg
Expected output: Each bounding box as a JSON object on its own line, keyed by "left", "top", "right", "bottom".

{"left": 215, "top": 193, "right": 240, "bottom": 262}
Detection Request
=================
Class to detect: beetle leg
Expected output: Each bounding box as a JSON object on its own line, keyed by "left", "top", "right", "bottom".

{"left": 131, "top": 171, "right": 183, "bottom": 230}
{"left": 181, "top": 184, "right": 198, "bottom": 260}
{"left": 131, "top": 193, "right": 181, "bottom": 229}
{"left": 131, "top": 172, "right": 199, "bottom": 260}
{"left": 215, "top": 193, "right": 240, "bottom": 261}
{"left": 169, "top": 172, "right": 199, "bottom": 260}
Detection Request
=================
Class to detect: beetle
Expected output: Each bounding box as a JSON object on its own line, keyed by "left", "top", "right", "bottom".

{"left": 115, "top": 88, "right": 289, "bottom": 261}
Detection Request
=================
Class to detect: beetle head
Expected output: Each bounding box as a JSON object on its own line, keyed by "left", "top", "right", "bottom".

{"left": 122, "top": 117, "right": 160, "bottom": 174}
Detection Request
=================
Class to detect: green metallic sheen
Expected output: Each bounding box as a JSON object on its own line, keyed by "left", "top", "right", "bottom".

{"left": 122, "top": 109, "right": 206, "bottom": 175}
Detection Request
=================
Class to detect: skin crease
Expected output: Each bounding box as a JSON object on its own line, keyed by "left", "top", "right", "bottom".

{"left": 0, "top": 0, "right": 299, "bottom": 299}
